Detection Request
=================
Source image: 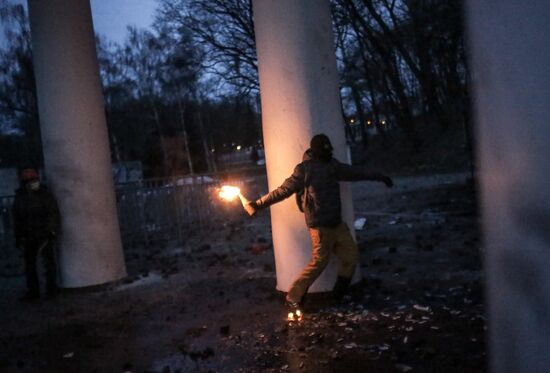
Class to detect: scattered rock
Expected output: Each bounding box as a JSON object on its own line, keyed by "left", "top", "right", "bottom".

{"left": 248, "top": 243, "right": 270, "bottom": 255}
{"left": 395, "top": 363, "right": 413, "bottom": 372}
{"left": 220, "top": 325, "right": 230, "bottom": 336}
{"left": 354, "top": 217, "right": 367, "bottom": 230}
{"left": 189, "top": 347, "right": 215, "bottom": 361}
{"left": 413, "top": 304, "right": 430, "bottom": 312}
{"left": 186, "top": 325, "right": 208, "bottom": 338}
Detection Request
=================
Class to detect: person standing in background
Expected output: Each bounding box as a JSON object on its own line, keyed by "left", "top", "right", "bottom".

{"left": 13, "top": 168, "right": 61, "bottom": 301}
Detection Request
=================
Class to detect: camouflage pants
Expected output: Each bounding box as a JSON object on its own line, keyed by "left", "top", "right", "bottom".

{"left": 286, "top": 223, "right": 358, "bottom": 303}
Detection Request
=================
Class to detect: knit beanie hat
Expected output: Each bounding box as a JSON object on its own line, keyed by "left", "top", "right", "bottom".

{"left": 310, "top": 134, "right": 333, "bottom": 161}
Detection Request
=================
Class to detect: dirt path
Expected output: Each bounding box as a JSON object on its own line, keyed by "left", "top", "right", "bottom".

{"left": 0, "top": 172, "right": 485, "bottom": 372}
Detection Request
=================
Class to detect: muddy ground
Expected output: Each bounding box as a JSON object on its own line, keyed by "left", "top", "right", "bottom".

{"left": 0, "top": 172, "right": 485, "bottom": 372}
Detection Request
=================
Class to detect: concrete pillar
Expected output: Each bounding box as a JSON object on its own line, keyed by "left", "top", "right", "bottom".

{"left": 28, "top": 0, "right": 126, "bottom": 287}
{"left": 252, "top": 0, "right": 358, "bottom": 292}
{"left": 466, "top": 2, "right": 550, "bottom": 372}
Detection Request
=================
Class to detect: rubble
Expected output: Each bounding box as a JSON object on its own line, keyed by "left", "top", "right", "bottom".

{"left": 395, "top": 363, "right": 413, "bottom": 372}
{"left": 413, "top": 304, "right": 431, "bottom": 312}
{"left": 0, "top": 172, "right": 484, "bottom": 372}
{"left": 220, "top": 325, "right": 231, "bottom": 336}
{"left": 354, "top": 217, "right": 367, "bottom": 230}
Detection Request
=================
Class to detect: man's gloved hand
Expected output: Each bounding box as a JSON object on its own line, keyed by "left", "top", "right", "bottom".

{"left": 15, "top": 237, "right": 24, "bottom": 249}
{"left": 380, "top": 175, "right": 393, "bottom": 188}
{"left": 244, "top": 201, "right": 259, "bottom": 216}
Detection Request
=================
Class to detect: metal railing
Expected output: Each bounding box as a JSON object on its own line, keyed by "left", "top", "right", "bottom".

{"left": 0, "top": 172, "right": 266, "bottom": 252}
{"left": 0, "top": 196, "right": 15, "bottom": 254}
{"left": 115, "top": 175, "right": 231, "bottom": 248}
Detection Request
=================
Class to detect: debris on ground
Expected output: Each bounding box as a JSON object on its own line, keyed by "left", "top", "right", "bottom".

{"left": 0, "top": 172, "right": 484, "bottom": 372}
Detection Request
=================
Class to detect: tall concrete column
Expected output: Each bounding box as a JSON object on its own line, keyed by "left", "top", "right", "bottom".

{"left": 28, "top": 0, "right": 126, "bottom": 287}
{"left": 466, "top": 2, "right": 550, "bottom": 372}
{"left": 253, "top": 0, "right": 358, "bottom": 292}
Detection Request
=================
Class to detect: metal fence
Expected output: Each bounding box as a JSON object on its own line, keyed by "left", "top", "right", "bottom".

{"left": 115, "top": 175, "right": 239, "bottom": 248}
{"left": 0, "top": 196, "right": 15, "bottom": 253}
{"left": 0, "top": 173, "right": 263, "bottom": 253}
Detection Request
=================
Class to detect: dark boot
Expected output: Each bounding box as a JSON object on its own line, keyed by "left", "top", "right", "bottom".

{"left": 285, "top": 299, "right": 301, "bottom": 311}
{"left": 285, "top": 285, "right": 309, "bottom": 311}
{"left": 333, "top": 276, "right": 352, "bottom": 301}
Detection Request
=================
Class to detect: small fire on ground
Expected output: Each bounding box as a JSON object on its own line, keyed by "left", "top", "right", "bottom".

{"left": 288, "top": 309, "right": 303, "bottom": 322}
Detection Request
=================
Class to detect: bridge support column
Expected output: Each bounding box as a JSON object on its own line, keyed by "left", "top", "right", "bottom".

{"left": 253, "top": 0, "right": 358, "bottom": 292}
{"left": 28, "top": 0, "right": 126, "bottom": 287}
{"left": 467, "top": 1, "right": 550, "bottom": 371}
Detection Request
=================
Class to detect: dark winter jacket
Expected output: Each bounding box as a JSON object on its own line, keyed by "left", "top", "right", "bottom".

{"left": 256, "top": 151, "right": 385, "bottom": 228}
{"left": 12, "top": 185, "right": 61, "bottom": 244}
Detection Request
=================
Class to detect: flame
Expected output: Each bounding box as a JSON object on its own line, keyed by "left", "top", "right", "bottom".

{"left": 219, "top": 185, "right": 241, "bottom": 201}
{"left": 287, "top": 309, "right": 303, "bottom": 322}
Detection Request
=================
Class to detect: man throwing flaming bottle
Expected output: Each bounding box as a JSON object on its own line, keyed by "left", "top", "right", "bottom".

{"left": 245, "top": 134, "right": 393, "bottom": 311}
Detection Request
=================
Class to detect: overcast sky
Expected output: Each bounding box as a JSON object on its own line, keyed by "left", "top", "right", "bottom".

{"left": 90, "top": 0, "right": 158, "bottom": 44}
{"left": 2, "top": 0, "right": 157, "bottom": 45}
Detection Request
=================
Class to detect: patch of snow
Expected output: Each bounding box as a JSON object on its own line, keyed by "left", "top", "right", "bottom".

{"left": 113, "top": 272, "right": 164, "bottom": 291}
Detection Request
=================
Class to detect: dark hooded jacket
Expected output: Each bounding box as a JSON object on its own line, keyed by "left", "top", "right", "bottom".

{"left": 12, "top": 185, "right": 61, "bottom": 243}
{"left": 256, "top": 149, "right": 382, "bottom": 228}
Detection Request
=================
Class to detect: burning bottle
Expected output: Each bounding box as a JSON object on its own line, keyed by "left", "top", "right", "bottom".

{"left": 218, "top": 185, "right": 256, "bottom": 216}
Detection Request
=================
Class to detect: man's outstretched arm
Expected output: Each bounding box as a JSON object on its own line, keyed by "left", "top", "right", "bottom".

{"left": 335, "top": 161, "right": 393, "bottom": 187}
{"left": 248, "top": 164, "right": 305, "bottom": 214}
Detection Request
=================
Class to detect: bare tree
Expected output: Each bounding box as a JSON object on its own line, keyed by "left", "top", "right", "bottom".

{"left": 156, "top": 0, "right": 258, "bottom": 96}
{"left": 0, "top": 3, "right": 37, "bottom": 134}
{"left": 333, "top": 0, "right": 469, "bottom": 151}
{"left": 0, "top": 3, "right": 43, "bottom": 166}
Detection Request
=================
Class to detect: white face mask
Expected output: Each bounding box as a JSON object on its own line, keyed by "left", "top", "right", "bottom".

{"left": 27, "top": 181, "right": 40, "bottom": 191}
